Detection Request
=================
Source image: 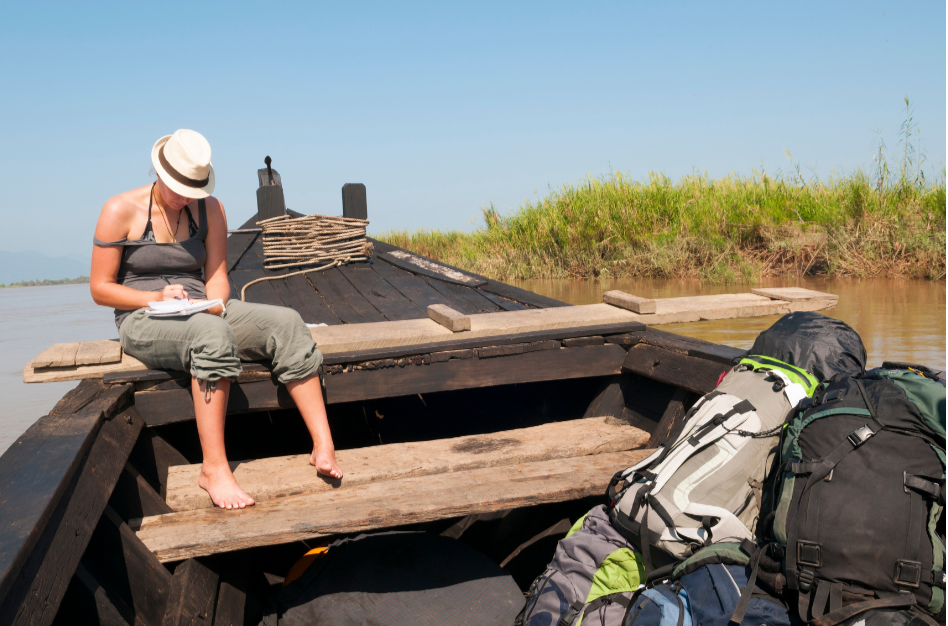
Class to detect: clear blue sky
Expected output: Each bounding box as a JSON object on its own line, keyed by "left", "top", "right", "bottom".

{"left": 0, "top": 1, "right": 944, "bottom": 261}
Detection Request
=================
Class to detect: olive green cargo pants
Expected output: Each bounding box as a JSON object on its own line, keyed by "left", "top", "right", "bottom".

{"left": 119, "top": 299, "right": 322, "bottom": 383}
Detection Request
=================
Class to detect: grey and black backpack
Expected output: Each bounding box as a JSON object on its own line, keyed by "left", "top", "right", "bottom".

{"left": 745, "top": 368, "right": 946, "bottom": 625}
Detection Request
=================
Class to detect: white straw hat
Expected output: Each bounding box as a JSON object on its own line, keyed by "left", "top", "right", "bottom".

{"left": 151, "top": 129, "right": 216, "bottom": 199}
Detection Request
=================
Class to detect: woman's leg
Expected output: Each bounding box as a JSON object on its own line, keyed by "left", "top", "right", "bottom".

{"left": 194, "top": 378, "right": 255, "bottom": 509}
{"left": 286, "top": 376, "right": 342, "bottom": 478}
{"left": 120, "top": 309, "right": 252, "bottom": 509}
{"left": 223, "top": 300, "right": 342, "bottom": 478}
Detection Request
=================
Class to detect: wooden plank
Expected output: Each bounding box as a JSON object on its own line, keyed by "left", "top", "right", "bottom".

{"left": 228, "top": 270, "right": 285, "bottom": 308}
{"left": 603, "top": 290, "right": 656, "bottom": 314}
{"left": 325, "top": 343, "right": 626, "bottom": 404}
{"left": 377, "top": 250, "right": 486, "bottom": 287}
{"left": 750, "top": 287, "right": 839, "bottom": 302}
{"left": 166, "top": 417, "right": 650, "bottom": 511}
{"left": 76, "top": 340, "right": 123, "bottom": 366}
{"left": 622, "top": 343, "right": 728, "bottom": 395}
{"left": 562, "top": 336, "right": 605, "bottom": 348}
{"left": 133, "top": 344, "right": 626, "bottom": 424}
{"left": 476, "top": 288, "right": 532, "bottom": 311}
{"left": 84, "top": 384, "right": 134, "bottom": 419}
{"left": 137, "top": 449, "right": 653, "bottom": 562}
{"left": 338, "top": 263, "right": 425, "bottom": 320}
{"left": 130, "top": 431, "right": 190, "bottom": 499}
{"left": 110, "top": 462, "right": 175, "bottom": 519}
{"left": 248, "top": 232, "right": 302, "bottom": 310}
{"left": 49, "top": 379, "right": 107, "bottom": 416}
{"left": 427, "top": 304, "right": 470, "bottom": 332}
{"left": 370, "top": 255, "right": 473, "bottom": 312}
{"left": 32, "top": 342, "right": 80, "bottom": 369}
{"left": 82, "top": 507, "right": 171, "bottom": 626}
{"left": 160, "top": 559, "right": 218, "bottom": 626}
{"left": 68, "top": 563, "right": 133, "bottom": 626}
{"left": 647, "top": 387, "right": 694, "bottom": 448}
{"left": 307, "top": 269, "right": 386, "bottom": 324}
{"left": 0, "top": 410, "right": 104, "bottom": 607}
{"left": 283, "top": 274, "right": 342, "bottom": 325}
{"left": 479, "top": 278, "right": 568, "bottom": 309}
{"left": 423, "top": 276, "right": 502, "bottom": 314}
{"left": 24, "top": 351, "right": 147, "bottom": 384}
{"left": 212, "top": 581, "right": 245, "bottom": 626}
{"left": 226, "top": 232, "right": 258, "bottom": 273}
{"left": 0, "top": 407, "right": 144, "bottom": 626}
{"left": 341, "top": 183, "right": 367, "bottom": 220}
{"left": 687, "top": 343, "right": 747, "bottom": 365}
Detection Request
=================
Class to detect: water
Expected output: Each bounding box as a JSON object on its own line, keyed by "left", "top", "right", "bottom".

{"left": 1, "top": 279, "right": 944, "bottom": 455}
{"left": 0, "top": 284, "right": 118, "bottom": 454}
{"left": 514, "top": 277, "right": 947, "bottom": 370}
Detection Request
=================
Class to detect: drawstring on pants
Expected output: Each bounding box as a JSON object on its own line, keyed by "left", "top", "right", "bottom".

{"left": 203, "top": 380, "right": 216, "bottom": 402}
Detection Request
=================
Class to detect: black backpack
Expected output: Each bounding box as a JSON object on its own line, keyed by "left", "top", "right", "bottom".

{"left": 747, "top": 369, "right": 946, "bottom": 625}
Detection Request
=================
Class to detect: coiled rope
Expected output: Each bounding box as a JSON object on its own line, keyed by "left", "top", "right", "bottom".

{"left": 239, "top": 213, "right": 372, "bottom": 301}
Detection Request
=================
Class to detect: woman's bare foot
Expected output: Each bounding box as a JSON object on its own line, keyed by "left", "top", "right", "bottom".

{"left": 310, "top": 446, "right": 343, "bottom": 479}
{"left": 198, "top": 462, "right": 255, "bottom": 510}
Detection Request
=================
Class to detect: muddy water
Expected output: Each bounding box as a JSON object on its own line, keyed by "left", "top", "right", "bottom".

{"left": 513, "top": 278, "right": 947, "bottom": 371}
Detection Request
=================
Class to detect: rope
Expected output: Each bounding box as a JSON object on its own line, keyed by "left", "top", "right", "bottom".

{"left": 239, "top": 213, "right": 372, "bottom": 301}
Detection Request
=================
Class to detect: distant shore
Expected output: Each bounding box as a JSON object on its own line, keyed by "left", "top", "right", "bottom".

{"left": 0, "top": 276, "right": 89, "bottom": 289}
{"left": 378, "top": 171, "right": 946, "bottom": 283}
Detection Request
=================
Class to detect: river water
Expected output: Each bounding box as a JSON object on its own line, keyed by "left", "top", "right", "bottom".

{"left": 0, "top": 279, "right": 944, "bottom": 455}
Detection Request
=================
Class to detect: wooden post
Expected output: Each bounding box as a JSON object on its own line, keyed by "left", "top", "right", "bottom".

{"left": 341, "top": 183, "right": 367, "bottom": 220}
{"left": 255, "top": 156, "right": 285, "bottom": 221}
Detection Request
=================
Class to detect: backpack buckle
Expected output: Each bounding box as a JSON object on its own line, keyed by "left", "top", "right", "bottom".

{"left": 847, "top": 425, "right": 875, "bottom": 447}
{"left": 797, "top": 541, "right": 822, "bottom": 567}
{"left": 894, "top": 560, "right": 922, "bottom": 588}
{"left": 797, "top": 568, "right": 815, "bottom": 592}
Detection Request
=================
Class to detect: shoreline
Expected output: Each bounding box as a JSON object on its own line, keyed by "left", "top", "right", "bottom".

{"left": 378, "top": 171, "right": 946, "bottom": 283}
{"left": 0, "top": 276, "right": 89, "bottom": 289}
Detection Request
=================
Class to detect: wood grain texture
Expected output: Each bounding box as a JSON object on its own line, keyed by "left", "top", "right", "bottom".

{"left": 427, "top": 304, "right": 471, "bottom": 332}
{"left": 137, "top": 449, "right": 654, "bottom": 562}
{"left": 75, "top": 341, "right": 123, "bottom": 366}
{"left": 377, "top": 250, "right": 486, "bottom": 287}
{"left": 750, "top": 287, "right": 839, "bottom": 302}
{"left": 32, "top": 342, "right": 80, "bottom": 369}
{"left": 160, "top": 559, "right": 218, "bottom": 626}
{"left": 603, "top": 290, "right": 656, "bottom": 314}
{"left": 622, "top": 343, "right": 728, "bottom": 395}
{"left": 49, "top": 379, "right": 107, "bottom": 416}
{"left": 0, "top": 408, "right": 143, "bottom": 626}
{"left": 166, "top": 417, "right": 650, "bottom": 511}
{"left": 647, "top": 387, "right": 694, "bottom": 448}
{"left": 338, "top": 264, "right": 425, "bottom": 321}
{"left": 0, "top": 410, "right": 104, "bottom": 606}
{"left": 24, "top": 351, "right": 146, "bottom": 384}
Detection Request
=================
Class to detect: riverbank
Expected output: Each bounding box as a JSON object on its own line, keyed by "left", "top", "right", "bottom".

{"left": 378, "top": 172, "right": 946, "bottom": 282}
{"left": 0, "top": 276, "right": 89, "bottom": 288}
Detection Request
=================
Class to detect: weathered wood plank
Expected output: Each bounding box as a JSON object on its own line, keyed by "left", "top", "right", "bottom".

{"left": 0, "top": 408, "right": 143, "bottom": 626}
{"left": 75, "top": 340, "right": 123, "bottom": 366}
{"left": 283, "top": 274, "right": 342, "bottom": 325}
{"left": 32, "top": 342, "right": 80, "bottom": 369}
{"left": 647, "top": 387, "right": 695, "bottom": 448}
{"left": 133, "top": 343, "right": 627, "bottom": 424}
{"left": 476, "top": 288, "right": 532, "bottom": 311}
{"left": 603, "top": 290, "right": 656, "bottom": 314}
{"left": 622, "top": 343, "right": 728, "bottom": 395}
{"left": 66, "top": 563, "right": 133, "bottom": 626}
{"left": 750, "top": 287, "right": 839, "bottom": 302}
{"left": 562, "top": 336, "right": 605, "bottom": 348}
{"left": 24, "top": 351, "right": 147, "bottom": 384}
{"left": 307, "top": 269, "right": 386, "bottom": 324}
{"left": 166, "top": 417, "right": 650, "bottom": 511}
{"left": 0, "top": 410, "right": 104, "bottom": 606}
{"left": 423, "top": 276, "right": 502, "bottom": 314}
{"left": 160, "top": 559, "right": 218, "bottom": 626}
{"left": 49, "top": 379, "right": 107, "bottom": 416}
{"left": 109, "top": 463, "right": 174, "bottom": 519}
{"left": 130, "top": 431, "right": 191, "bottom": 499}
{"left": 338, "top": 263, "right": 425, "bottom": 320}
{"left": 370, "top": 255, "right": 472, "bottom": 312}
{"left": 137, "top": 449, "right": 653, "bottom": 562}
{"left": 427, "top": 304, "right": 470, "bottom": 332}
{"left": 82, "top": 507, "right": 171, "bottom": 626}
{"left": 377, "top": 250, "right": 486, "bottom": 287}
{"left": 212, "top": 581, "right": 245, "bottom": 626}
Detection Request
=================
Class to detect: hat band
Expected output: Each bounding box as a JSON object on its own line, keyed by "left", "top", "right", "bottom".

{"left": 158, "top": 145, "right": 210, "bottom": 189}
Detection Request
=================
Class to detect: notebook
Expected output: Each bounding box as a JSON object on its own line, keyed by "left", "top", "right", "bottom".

{"left": 145, "top": 299, "right": 224, "bottom": 317}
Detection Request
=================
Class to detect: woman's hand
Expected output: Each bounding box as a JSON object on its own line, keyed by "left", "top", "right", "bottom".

{"left": 160, "top": 284, "right": 189, "bottom": 301}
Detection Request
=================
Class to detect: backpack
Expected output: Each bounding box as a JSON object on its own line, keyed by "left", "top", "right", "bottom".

{"left": 514, "top": 505, "right": 645, "bottom": 626}
{"left": 757, "top": 369, "right": 946, "bottom": 625}
{"left": 623, "top": 559, "right": 798, "bottom": 626}
{"left": 608, "top": 356, "right": 815, "bottom": 573}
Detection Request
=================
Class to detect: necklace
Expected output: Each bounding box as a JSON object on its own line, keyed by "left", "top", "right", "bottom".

{"left": 152, "top": 184, "right": 183, "bottom": 243}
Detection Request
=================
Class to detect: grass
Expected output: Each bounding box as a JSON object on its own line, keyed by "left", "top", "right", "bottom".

{"left": 0, "top": 276, "right": 90, "bottom": 288}
{"left": 378, "top": 102, "right": 945, "bottom": 283}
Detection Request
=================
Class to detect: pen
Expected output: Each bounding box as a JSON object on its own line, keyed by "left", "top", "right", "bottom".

{"left": 159, "top": 275, "right": 184, "bottom": 300}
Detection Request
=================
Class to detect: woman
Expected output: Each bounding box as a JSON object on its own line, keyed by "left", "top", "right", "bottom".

{"left": 91, "top": 129, "right": 342, "bottom": 510}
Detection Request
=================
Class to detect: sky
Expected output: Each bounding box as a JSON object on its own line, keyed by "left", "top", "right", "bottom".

{"left": 0, "top": 1, "right": 944, "bottom": 263}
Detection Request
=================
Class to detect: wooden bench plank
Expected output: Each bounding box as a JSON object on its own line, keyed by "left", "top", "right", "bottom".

{"left": 32, "top": 342, "right": 80, "bottom": 369}
{"left": 160, "top": 559, "right": 218, "bottom": 626}
{"left": 427, "top": 304, "right": 470, "bottom": 332}
{"left": 603, "top": 290, "right": 656, "bottom": 314}
{"left": 622, "top": 343, "right": 729, "bottom": 395}
{"left": 338, "top": 264, "right": 426, "bottom": 321}
{"left": 166, "top": 417, "right": 650, "bottom": 511}
{"left": 750, "top": 287, "right": 839, "bottom": 302}
{"left": 136, "top": 449, "right": 653, "bottom": 562}
{"left": 76, "top": 340, "right": 123, "bottom": 366}
{"left": 377, "top": 250, "right": 487, "bottom": 287}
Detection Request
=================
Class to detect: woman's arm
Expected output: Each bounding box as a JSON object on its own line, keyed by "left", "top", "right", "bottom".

{"left": 201, "top": 197, "right": 230, "bottom": 314}
{"left": 90, "top": 196, "right": 187, "bottom": 309}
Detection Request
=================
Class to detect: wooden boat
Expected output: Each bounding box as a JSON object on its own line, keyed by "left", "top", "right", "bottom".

{"left": 0, "top": 171, "right": 844, "bottom": 625}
